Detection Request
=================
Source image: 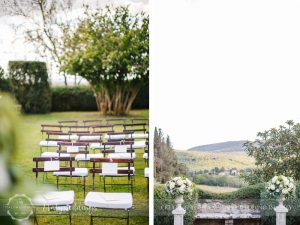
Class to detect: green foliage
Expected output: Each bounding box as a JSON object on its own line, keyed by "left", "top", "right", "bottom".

{"left": 154, "top": 128, "right": 188, "bottom": 183}
{"left": 51, "top": 83, "right": 148, "bottom": 111}
{"left": 0, "top": 94, "right": 21, "bottom": 225}
{"left": 0, "top": 66, "right": 11, "bottom": 92}
{"left": 196, "top": 183, "right": 264, "bottom": 200}
{"left": 9, "top": 61, "right": 51, "bottom": 114}
{"left": 260, "top": 181, "right": 300, "bottom": 225}
{"left": 61, "top": 5, "right": 149, "bottom": 115}
{"left": 51, "top": 86, "right": 97, "bottom": 111}
{"left": 243, "top": 120, "right": 300, "bottom": 184}
{"left": 154, "top": 184, "right": 198, "bottom": 225}
{"left": 193, "top": 174, "right": 246, "bottom": 188}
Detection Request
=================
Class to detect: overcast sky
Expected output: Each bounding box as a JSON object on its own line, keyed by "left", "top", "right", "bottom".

{"left": 0, "top": 0, "right": 148, "bottom": 84}
{"left": 151, "top": 0, "right": 300, "bottom": 150}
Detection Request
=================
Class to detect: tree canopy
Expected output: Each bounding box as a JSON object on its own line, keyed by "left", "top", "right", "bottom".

{"left": 154, "top": 128, "right": 188, "bottom": 183}
{"left": 60, "top": 5, "right": 149, "bottom": 115}
{"left": 243, "top": 120, "right": 300, "bottom": 184}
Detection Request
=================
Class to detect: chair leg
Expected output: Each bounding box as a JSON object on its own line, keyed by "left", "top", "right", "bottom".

{"left": 33, "top": 208, "right": 38, "bottom": 225}
{"left": 104, "top": 177, "right": 106, "bottom": 192}
{"left": 127, "top": 210, "right": 130, "bottom": 225}
{"left": 84, "top": 176, "right": 86, "bottom": 197}
{"left": 69, "top": 210, "right": 72, "bottom": 225}
{"left": 90, "top": 208, "right": 93, "bottom": 225}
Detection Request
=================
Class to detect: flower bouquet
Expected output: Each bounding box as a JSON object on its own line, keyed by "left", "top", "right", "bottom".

{"left": 165, "top": 177, "right": 194, "bottom": 197}
{"left": 267, "top": 175, "right": 295, "bottom": 198}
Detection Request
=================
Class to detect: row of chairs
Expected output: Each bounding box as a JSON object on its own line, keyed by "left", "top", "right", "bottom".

{"left": 32, "top": 119, "right": 149, "bottom": 224}
{"left": 41, "top": 122, "right": 148, "bottom": 136}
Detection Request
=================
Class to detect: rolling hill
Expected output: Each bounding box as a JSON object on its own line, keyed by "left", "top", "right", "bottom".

{"left": 175, "top": 150, "right": 255, "bottom": 171}
{"left": 188, "top": 140, "right": 247, "bottom": 152}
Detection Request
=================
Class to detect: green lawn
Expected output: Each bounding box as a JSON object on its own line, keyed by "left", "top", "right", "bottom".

{"left": 11, "top": 110, "right": 149, "bottom": 225}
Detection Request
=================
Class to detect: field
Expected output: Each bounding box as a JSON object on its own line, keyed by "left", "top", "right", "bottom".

{"left": 175, "top": 149, "right": 255, "bottom": 171}
{"left": 11, "top": 110, "right": 149, "bottom": 225}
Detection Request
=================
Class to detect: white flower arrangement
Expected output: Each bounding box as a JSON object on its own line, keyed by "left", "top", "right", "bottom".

{"left": 165, "top": 177, "right": 194, "bottom": 197}
{"left": 267, "top": 175, "right": 295, "bottom": 197}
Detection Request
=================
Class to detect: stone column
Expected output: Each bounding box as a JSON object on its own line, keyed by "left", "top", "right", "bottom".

{"left": 172, "top": 195, "right": 186, "bottom": 225}
{"left": 274, "top": 196, "right": 288, "bottom": 225}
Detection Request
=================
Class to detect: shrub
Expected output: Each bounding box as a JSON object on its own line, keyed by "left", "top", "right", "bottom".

{"left": 154, "top": 184, "right": 198, "bottom": 225}
{"left": 9, "top": 61, "right": 51, "bottom": 113}
{"left": 0, "top": 66, "right": 11, "bottom": 92}
{"left": 51, "top": 86, "right": 97, "bottom": 111}
{"left": 51, "top": 84, "right": 149, "bottom": 112}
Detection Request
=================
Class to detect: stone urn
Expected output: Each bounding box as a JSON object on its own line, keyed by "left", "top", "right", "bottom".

{"left": 172, "top": 195, "right": 186, "bottom": 225}
{"left": 274, "top": 195, "right": 288, "bottom": 225}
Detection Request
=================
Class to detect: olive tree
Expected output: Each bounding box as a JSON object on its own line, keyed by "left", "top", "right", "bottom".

{"left": 60, "top": 5, "right": 149, "bottom": 115}
{"left": 243, "top": 120, "right": 300, "bottom": 184}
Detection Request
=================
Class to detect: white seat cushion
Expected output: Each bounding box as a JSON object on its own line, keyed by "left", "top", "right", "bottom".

{"left": 32, "top": 190, "right": 74, "bottom": 206}
{"left": 75, "top": 153, "right": 104, "bottom": 161}
{"left": 105, "top": 134, "right": 126, "bottom": 140}
{"left": 133, "top": 141, "right": 146, "bottom": 148}
{"left": 80, "top": 136, "right": 101, "bottom": 141}
{"left": 108, "top": 153, "right": 136, "bottom": 159}
{"left": 85, "top": 192, "right": 133, "bottom": 209}
{"left": 41, "top": 152, "right": 70, "bottom": 157}
{"left": 144, "top": 168, "right": 149, "bottom": 178}
{"left": 90, "top": 143, "right": 104, "bottom": 149}
{"left": 57, "top": 135, "right": 78, "bottom": 140}
{"left": 53, "top": 168, "right": 88, "bottom": 177}
{"left": 99, "top": 167, "right": 135, "bottom": 176}
{"left": 132, "top": 133, "right": 148, "bottom": 139}
{"left": 143, "top": 153, "right": 148, "bottom": 159}
{"left": 39, "top": 141, "right": 58, "bottom": 147}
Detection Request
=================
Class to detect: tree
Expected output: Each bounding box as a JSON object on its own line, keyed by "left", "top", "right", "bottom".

{"left": 243, "top": 120, "right": 300, "bottom": 185}
{"left": 154, "top": 127, "right": 188, "bottom": 183}
{"left": 60, "top": 5, "right": 149, "bottom": 115}
{"left": 1, "top": 0, "right": 73, "bottom": 85}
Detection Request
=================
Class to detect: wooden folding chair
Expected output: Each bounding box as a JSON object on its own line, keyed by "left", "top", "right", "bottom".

{"left": 89, "top": 158, "right": 134, "bottom": 193}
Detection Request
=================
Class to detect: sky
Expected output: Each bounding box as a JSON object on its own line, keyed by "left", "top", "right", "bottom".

{"left": 0, "top": 0, "right": 148, "bottom": 85}
{"left": 151, "top": 0, "right": 300, "bottom": 150}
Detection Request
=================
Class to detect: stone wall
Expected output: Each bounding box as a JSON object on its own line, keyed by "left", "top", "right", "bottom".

{"left": 194, "top": 199, "right": 261, "bottom": 225}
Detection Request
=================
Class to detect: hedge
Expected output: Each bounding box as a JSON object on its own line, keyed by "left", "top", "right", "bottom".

{"left": 51, "top": 83, "right": 148, "bottom": 111}
{"left": 154, "top": 184, "right": 198, "bottom": 225}
{"left": 9, "top": 61, "right": 51, "bottom": 113}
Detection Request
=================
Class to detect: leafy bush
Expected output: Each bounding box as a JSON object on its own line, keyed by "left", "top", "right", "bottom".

{"left": 154, "top": 184, "right": 198, "bottom": 225}
{"left": 0, "top": 66, "right": 11, "bottom": 92}
{"left": 261, "top": 181, "right": 300, "bottom": 225}
{"left": 51, "top": 86, "right": 97, "bottom": 111}
{"left": 51, "top": 84, "right": 149, "bottom": 112}
{"left": 9, "top": 61, "right": 51, "bottom": 113}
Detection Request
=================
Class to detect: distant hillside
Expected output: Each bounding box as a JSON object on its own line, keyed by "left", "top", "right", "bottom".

{"left": 188, "top": 140, "right": 247, "bottom": 153}
{"left": 175, "top": 150, "right": 255, "bottom": 171}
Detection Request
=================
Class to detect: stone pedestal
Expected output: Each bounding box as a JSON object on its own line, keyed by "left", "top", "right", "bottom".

{"left": 274, "top": 196, "right": 288, "bottom": 225}
{"left": 172, "top": 195, "right": 186, "bottom": 225}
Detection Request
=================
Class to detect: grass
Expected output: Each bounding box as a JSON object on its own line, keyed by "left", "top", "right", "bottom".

{"left": 175, "top": 150, "right": 255, "bottom": 171}
{"left": 196, "top": 185, "right": 238, "bottom": 193}
{"left": 11, "top": 110, "right": 149, "bottom": 225}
